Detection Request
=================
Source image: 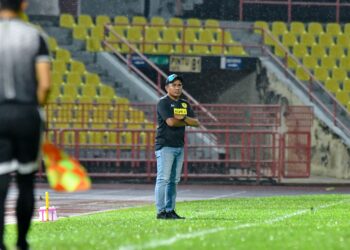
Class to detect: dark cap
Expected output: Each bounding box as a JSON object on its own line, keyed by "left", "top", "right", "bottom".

{"left": 165, "top": 74, "right": 183, "bottom": 85}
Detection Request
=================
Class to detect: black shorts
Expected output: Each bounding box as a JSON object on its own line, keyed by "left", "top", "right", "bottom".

{"left": 0, "top": 104, "right": 43, "bottom": 174}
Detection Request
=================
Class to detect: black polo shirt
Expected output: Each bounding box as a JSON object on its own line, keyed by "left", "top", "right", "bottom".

{"left": 155, "top": 95, "right": 195, "bottom": 150}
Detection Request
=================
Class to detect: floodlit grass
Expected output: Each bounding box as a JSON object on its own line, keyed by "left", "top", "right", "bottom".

{"left": 4, "top": 195, "right": 350, "bottom": 250}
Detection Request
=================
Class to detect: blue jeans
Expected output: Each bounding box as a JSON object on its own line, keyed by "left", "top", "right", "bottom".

{"left": 155, "top": 147, "right": 184, "bottom": 213}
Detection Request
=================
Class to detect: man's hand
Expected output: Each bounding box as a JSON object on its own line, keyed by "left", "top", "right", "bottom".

{"left": 174, "top": 114, "right": 186, "bottom": 120}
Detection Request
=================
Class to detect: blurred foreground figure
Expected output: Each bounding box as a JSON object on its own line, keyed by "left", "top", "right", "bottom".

{"left": 0, "top": 0, "right": 51, "bottom": 249}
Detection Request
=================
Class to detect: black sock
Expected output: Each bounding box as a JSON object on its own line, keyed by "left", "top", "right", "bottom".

{"left": 15, "top": 173, "right": 35, "bottom": 250}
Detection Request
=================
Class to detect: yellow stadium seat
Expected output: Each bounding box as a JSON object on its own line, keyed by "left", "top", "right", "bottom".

{"left": 204, "top": 19, "right": 220, "bottom": 28}
{"left": 73, "top": 26, "right": 89, "bottom": 40}
{"left": 318, "top": 34, "right": 335, "bottom": 47}
{"left": 99, "top": 85, "right": 115, "bottom": 98}
{"left": 47, "top": 37, "right": 58, "bottom": 52}
{"left": 58, "top": 95, "right": 76, "bottom": 104}
{"left": 60, "top": 14, "right": 75, "bottom": 29}
{"left": 325, "top": 79, "right": 340, "bottom": 93}
{"left": 86, "top": 38, "right": 103, "bottom": 52}
{"left": 55, "top": 48, "right": 71, "bottom": 62}
{"left": 336, "top": 34, "right": 350, "bottom": 47}
{"left": 51, "top": 72, "right": 63, "bottom": 86}
{"left": 344, "top": 23, "right": 350, "bottom": 36}
{"left": 264, "top": 33, "right": 277, "bottom": 47}
{"left": 290, "top": 22, "right": 306, "bottom": 36}
{"left": 282, "top": 33, "right": 298, "bottom": 47}
{"left": 144, "top": 27, "right": 160, "bottom": 53}
{"left": 192, "top": 44, "right": 210, "bottom": 55}
{"left": 158, "top": 28, "right": 177, "bottom": 54}
{"left": 78, "top": 15, "right": 94, "bottom": 28}
{"left": 52, "top": 60, "right": 67, "bottom": 74}
{"left": 308, "top": 22, "right": 324, "bottom": 36}
{"left": 187, "top": 18, "right": 202, "bottom": 27}
{"left": 127, "top": 27, "right": 143, "bottom": 48}
{"left": 343, "top": 79, "right": 350, "bottom": 91}
{"left": 320, "top": 56, "right": 336, "bottom": 70}
{"left": 62, "top": 85, "right": 78, "bottom": 98}
{"left": 300, "top": 33, "right": 316, "bottom": 47}
{"left": 114, "top": 15, "right": 129, "bottom": 25}
{"left": 183, "top": 28, "right": 198, "bottom": 43}
{"left": 310, "top": 45, "right": 326, "bottom": 58}
{"left": 296, "top": 66, "right": 310, "bottom": 81}
{"left": 274, "top": 45, "right": 287, "bottom": 57}
{"left": 81, "top": 85, "right": 97, "bottom": 97}
{"left": 292, "top": 44, "right": 309, "bottom": 59}
{"left": 329, "top": 45, "right": 345, "bottom": 58}
{"left": 287, "top": 56, "right": 299, "bottom": 70}
{"left": 168, "top": 17, "right": 184, "bottom": 33}
{"left": 272, "top": 21, "right": 287, "bottom": 37}
{"left": 84, "top": 73, "right": 101, "bottom": 86}
{"left": 336, "top": 91, "right": 349, "bottom": 105}
{"left": 199, "top": 29, "right": 215, "bottom": 44}
{"left": 76, "top": 95, "right": 95, "bottom": 104}
{"left": 303, "top": 56, "right": 318, "bottom": 70}
{"left": 254, "top": 21, "right": 268, "bottom": 35}
{"left": 339, "top": 57, "right": 350, "bottom": 70}
{"left": 226, "top": 45, "right": 246, "bottom": 56}
{"left": 150, "top": 16, "right": 165, "bottom": 26}
{"left": 332, "top": 68, "right": 348, "bottom": 81}
{"left": 66, "top": 72, "right": 82, "bottom": 87}
{"left": 326, "top": 23, "right": 342, "bottom": 36}
{"left": 91, "top": 26, "right": 104, "bottom": 40}
{"left": 70, "top": 60, "right": 86, "bottom": 74}
{"left": 314, "top": 68, "right": 330, "bottom": 82}
{"left": 96, "top": 15, "right": 111, "bottom": 27}
{"left": 131, "top": 16, "right": 147, "bottom": 26}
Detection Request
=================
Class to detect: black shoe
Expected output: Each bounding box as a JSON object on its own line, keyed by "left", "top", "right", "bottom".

{"left": 166, "top": 210, "right": 185, "bottom": 219}
{"left": 156, "top": 210, "right": 167, "bottom": 219}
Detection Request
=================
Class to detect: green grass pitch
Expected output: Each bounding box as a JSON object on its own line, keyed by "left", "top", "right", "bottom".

{"left": 4, "top": 194, "right": 350, "bottom": 250}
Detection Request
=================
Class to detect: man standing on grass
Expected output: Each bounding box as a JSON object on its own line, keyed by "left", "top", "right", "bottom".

{"left": 0, "top": 0, "right": 51, "bottom": 249}
{"left": 155, "top": 74, "right": 200, "bottom": 219}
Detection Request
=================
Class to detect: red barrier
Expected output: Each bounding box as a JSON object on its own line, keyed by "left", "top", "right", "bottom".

{"left": 43, "top": 103, "right": 313, "bottom": 183}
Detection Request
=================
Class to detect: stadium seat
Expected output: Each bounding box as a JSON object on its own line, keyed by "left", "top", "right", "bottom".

{"left": 226, "top": 45, "right": 246, "bottom": 56}
{"left": 329, "top": 45, "right": 345, "bottom": 58}
{"left": 272, "top": 21, "right": 287, "bottom": 37}
{"left": 292, "top": 44, "right": 309, "bottom": 59}
{"left": 318, "top": 34, "right": 335, "bottom": 47}
{"left": 296, "top": 66, "right": 310, "bottom": 81}
{"left": 187, "top": 18, "right": 202, "bottom": 27}
{"left": 51, "top": 72, "right": 64, "bottom": 86}
{"left": 287, "top": 56, "right": 298, "bottom": 70}
{"left": 192, "top": 43, "right": 210, "bottom": 55}
{"left": 66, "top": 73, "right": 82, "bottom": 87}
{"left": 314, "top": 67, "right": 330, "bottom": 82}
{"left": 343, "top": 79, "right": 350, "bottom": 91}
{"left": 81, "top": 85, "right": 97, "bottom": 97}
{"left": 300, "top": 33, "right": 317, "bottom": 47}
{"left": 184, "top": 28, "right": 198, "bottom": 43}
{"left": 282, "top": 33, "right": 298, "bottom": 48}
{"left": 344, "top": 23, "right": 350, "bottom": 36}
{"left": 274, "top": 45, "right": 287, "bottom": 58}
{"left": 47, "top": 37, "right": 58, "bottom": 52}
{"left": 158, "top": 28, "right": 177, "bottom": 54}
{"left": 308, "top": 22, "right": 324, "bottom": 36}
{"left": 70, "top": 60, "right": 86, "bottom": 75}
{"left": 150, "top": 16, "right": 165, "bottom": 27}
{"left": 332, "top": 68, "right": 348, "bottom": 81}
{"left": 290, "top": 22, "right": 306, "bottom": 36}
{"left": 96, "top": 15, "right": 111, "bottom": 27}
{"left": 127, "top": 27, "right": 143, "bottom": 49}
{"left": 336, "top": 34, "right": 350, "bottom": 47}
{"left": 131, "top": 16, "right": 147, "bottom": 26}
{"left": 62, "top": 85, "right": 79, "bottom": 98}
{"left": 73, "top": 26, "right": 89, "bottom": 40}
{"left": 55, "top": 48, "right": 71, "bottom": 62}
{"left": 78, "top": 15, "right": 94, "bottom": 28}
{"left": 326, "top": 23, "right": 342, "bottom": 36}
{"left": 336, "top": 91, "right": 349, "bottom": 106}
{"left": 254, "top": 21, "right": 268, "bottom": 35}
{"left": 320, "top": 56, "right": 336, "bottom": 70}
{"left": 168, "top": 17, "right": 184, "bottom": 33}
{"left": 144, "top": 27, "right": 160, "bottom": 53}
{"left": 339, "top": 57, "right": 350, "bottom": 70}
{"left": 302, "top": 56, "right": 318, "bottom": 70}
{"left": 99, "top": 85, "right": 115, "bottom": 98}
{"left": 84, "top": 73, "right": 101, "bottom": 86}
{"left": 52, "top": 60, "right": 67, "bottom": 74}
{"left": 325, "top": 79, "right": 340, "bottom": 93}
{"left": 60, "top": 14, "right": 75, "bottom": 29}
{"left": 114, "top": 15, "right": 129, "bottom": 26}
{"left": 310, "top": 45, "right": 326, "bottom": 58}
{"left": 86, "top": 38, "right": 103, "bottom": 52}
{"left": 204, "top": 19, "right": 220, "bottom": 28}
{"left": 90, "top": 26, "right": 104, "bottom": 40}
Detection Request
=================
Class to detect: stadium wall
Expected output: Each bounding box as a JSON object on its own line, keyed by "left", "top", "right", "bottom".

{"left": 80, "top": 0, "right": 145, "bottom": 17}
{"left": 265, "top": 65, "right": 350, "bottom": 179}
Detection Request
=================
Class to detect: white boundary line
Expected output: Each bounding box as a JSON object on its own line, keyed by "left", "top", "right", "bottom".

{"left": 119, "top": 199, "right": 349, "bottom": 250}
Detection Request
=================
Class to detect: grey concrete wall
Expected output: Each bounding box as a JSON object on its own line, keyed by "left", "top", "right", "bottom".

{"left": 80, "top": 0, "right": 144, "bottom": 17}
{"left": 27, "top": 0, "right": 59, "bottom": 15}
